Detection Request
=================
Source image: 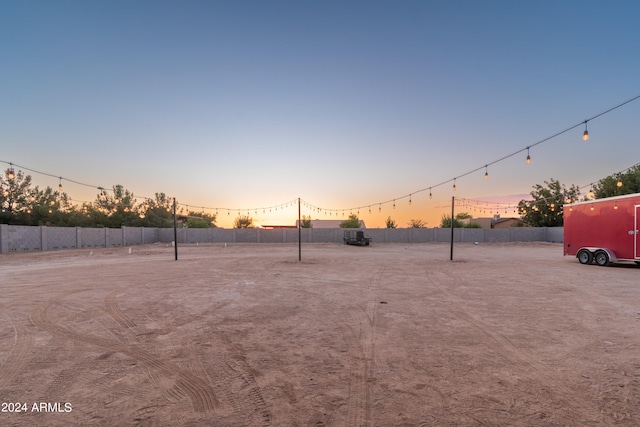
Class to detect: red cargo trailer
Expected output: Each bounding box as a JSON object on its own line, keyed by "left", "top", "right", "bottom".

{"left": 564, "top": 193, "right": 640, "bottom": 266}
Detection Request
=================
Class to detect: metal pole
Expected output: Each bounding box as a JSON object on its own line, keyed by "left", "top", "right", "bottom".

{"left": 450, "top": 196, "right": 454, "bottom": 261}
{"left": 298, "top": 197, "right": 302, "bottom": 261}
{"left": 173, "top": 197, "right": 178, "bottom": 261}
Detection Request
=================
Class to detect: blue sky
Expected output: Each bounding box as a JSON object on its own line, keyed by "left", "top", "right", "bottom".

{"left": 2, "top": 1, "right": 640, "bottom": 227}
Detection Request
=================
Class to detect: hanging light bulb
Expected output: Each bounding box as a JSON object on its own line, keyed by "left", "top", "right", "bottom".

{"left": 484, "top": 166, "right": 489, "bottom": 180}
{"left": 7, "top": 163, "right": 15, "bottom": 180}
{"left": 409, "top": 195, "right": 412, "bottom": 205}
{"left": 614, "top": 202, "right": 618, "bottom": 210}
{"left": 58, "top": 177, "right": 63, "bottom": 192}
{"left": 453, "top": 178, "right": 457, "bottom": 192}
{"left": 588, "top": 187, "right": 594, "bottom": 198}
{"left": 616, "top": 179, "right": 623, "bottom": 187}
{"left": 526, "top": 147, "right": 531, "bottom": 165}
{"left": 393, "top": 200, "right": 396, "bottom": 209}
{"left": 429, "top": 188, "right": 432, "bottom": 199}
{"left": 582, "top": 121, "right": 589, "bottom": 141}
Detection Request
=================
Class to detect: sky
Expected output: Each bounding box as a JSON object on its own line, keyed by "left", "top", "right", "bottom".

{"left": 2, "top": 1, "right": 640, "bottom": 228}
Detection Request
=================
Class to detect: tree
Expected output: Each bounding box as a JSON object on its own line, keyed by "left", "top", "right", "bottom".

{"left": 234, "top": 215, "right": 254, "bottom": 228}
{"left": 185, "top": 216, "right": 210, "bottom": 228}
{"left": 439, "top": 212, "right": 479, "bottom": 228}
{"left": 440, "top": 213, "right": 464, "bottom": 228}
{"left": 93, "top": 185, "right": 140, "bottom": 227}
{"left": 185, "top": 211, "right": 217, "bottom": 228}
{"left": 385, "top": 216, "right": 397, "bottom": 228}
{"left": 299, "top": 215, "right": 312, "bottom": 228}
{"left": 1, "top": 168, "right": 33, "bottom": 219}
{"left": 593, "top": 164, "right": 640, "bottom": 198}
{"left": 517, "top": 179, "right": 581, "bottom": 227}
{"left": 140, "top": 193, "right": 174, "bottom": 228}
{"left": 407, "top": 219, "right": 428, "bottom": 228}
{"left": 339, "top": 214, "right": 361, "bottom": 228}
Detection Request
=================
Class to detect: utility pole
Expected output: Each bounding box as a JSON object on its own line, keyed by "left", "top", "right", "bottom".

{"left": 173, "top": 197, "right": 178, "bottom": 261}
{"left": 450, "top": 196, "right": 454, "bottom": 261}
{"left": 298, "top": 197, "right": 301, "bottom": 261}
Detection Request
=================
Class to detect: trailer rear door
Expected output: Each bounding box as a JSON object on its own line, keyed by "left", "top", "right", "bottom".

{"left": 636, "top": 205, "right": 640, "bottom": 259}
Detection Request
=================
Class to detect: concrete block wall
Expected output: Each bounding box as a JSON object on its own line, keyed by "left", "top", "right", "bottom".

{"left": 0, "top": 224, "right": 564, "bottom": 253}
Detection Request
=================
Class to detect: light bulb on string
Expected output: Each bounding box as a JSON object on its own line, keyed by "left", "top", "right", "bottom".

{"left": 453, "top": 178, "right": 457, "bottom": 192}
{"left": 588, "top": 187, "right": 594, "bottom": 198}
{"left": 526, "top": 147, "right": 531, "bottom": 164}
{"left": 7, "top": 163, "right": 15, "bottom": 180}
{"left": 58, "top": 177, "right": 63, "bottom": 192}
{"left": 582, "top": 121, "right": 589, "bottom": 141}
{"left": 484, "top": 166, "right": 488, "bottom": 180}
{"left": 429, "top": 188, "right": 432, "bottom": 199}
{"left": 617, "top": 179, "right": 623, "bottom": 187}
{"left": 409, "top": 195, "right": 412, "bottom": 205}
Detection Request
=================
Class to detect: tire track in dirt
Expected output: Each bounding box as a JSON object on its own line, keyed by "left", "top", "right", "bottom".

{"left": 29, "top": 295, "right": 218, "bottom": 413}
{"left": 103, "top": 291, "right": 188, "bottom": 405}
{"left": 336, "top": 267, "right": 388, "bottom": 427}
{"left": 104, "top": 291, "right": 137, "bottom": 329}
{"left": 338, "top": 308, "right": 370, "bottom": 427}
{"left": 208, "top": 354, "right": 271, "bottom": 426}
{"left": 0, "top": 316, "right": 35, "bottom": 390}
{"left": 424, "top": 269, "right": 604, "bottom": 424}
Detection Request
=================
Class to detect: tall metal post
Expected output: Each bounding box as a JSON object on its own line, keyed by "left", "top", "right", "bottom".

{"left": 450, "top": 196, "right": 454, "bottom": 261}
{"left": 298, "top": 197, "right": 302, "bottom": 261}
{"left": 173, "top": 197, "right": 178, "bottom": 261}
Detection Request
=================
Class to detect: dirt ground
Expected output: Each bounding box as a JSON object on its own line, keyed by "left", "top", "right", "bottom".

{"left": 0, "top": 242, "right": 639, "bottom": 426}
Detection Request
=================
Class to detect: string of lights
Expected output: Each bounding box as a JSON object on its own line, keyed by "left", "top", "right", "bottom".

{"left": 299, "top": 94, "right": 640, "bottom": 214}
{"left": 174, "top": 199, "right": 299, "bottom": 218}
{"left": 2, "top": 94, "right": 639, "bottom": 219}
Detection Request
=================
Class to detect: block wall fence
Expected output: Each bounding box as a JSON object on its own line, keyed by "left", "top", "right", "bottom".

{"left": 0, "top": 224, "right": 564, "bottom": 253}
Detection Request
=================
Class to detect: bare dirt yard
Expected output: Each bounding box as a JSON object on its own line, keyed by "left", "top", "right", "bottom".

{"left": 1, "top": 242, "right": 639, "bottom": 426}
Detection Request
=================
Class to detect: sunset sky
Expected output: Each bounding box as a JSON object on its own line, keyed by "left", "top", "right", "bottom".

{"left": 2, "top": 1, "right": 640, "bottom": 228}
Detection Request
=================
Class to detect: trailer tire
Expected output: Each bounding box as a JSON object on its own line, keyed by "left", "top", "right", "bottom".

{"left": 577, "top": 249, "right": 593, "bottom": 265}
{"left": 594, "top": 250, "right": 609, "bottom": 266}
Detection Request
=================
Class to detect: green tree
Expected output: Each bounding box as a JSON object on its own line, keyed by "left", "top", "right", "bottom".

{"left": 439, "top": 212, "right": 478, "bottom": 228}
{"left": 517, "top": 179, "right": 581, "bottom": 227}
{"left": 140, "top": 193, "right": 174, "bottom": 227}
{"left": 93, "top": 185, "right": 139, "bottom": 227}
{"left": 1, "top": 168, "right": 33, "bottom": 223}
{"left": 185, "top": 211, "right": 217, "bottom": 228}
{"left": 385, "top": 216, "right": 397, "bottom": 228}
{"left": 20, "top": 186, "right": 64, "bottom": 226}
{"left": 407, "top": 219, "right": 428, "bottom": 228}
{"left": 339, "top": 214, "right": 361, "bottom": 228}
{"left": 234, "top": 215, "right": 254, "bottom": 228}
{"left": 593, "top": 164, "right": 640, "bottom": 198}
{"left": 440, "top": 213, "right": 464, "bottom": 228}
{"left": 300, "top": 215, "right": 312, "bottom": 228}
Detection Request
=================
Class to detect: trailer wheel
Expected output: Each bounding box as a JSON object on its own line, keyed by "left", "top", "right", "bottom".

{"left": 594, "top": 250, "right": 609, "bottom": 266}
{"left": 577, "top": 249, "right": 593, "bottom": 265}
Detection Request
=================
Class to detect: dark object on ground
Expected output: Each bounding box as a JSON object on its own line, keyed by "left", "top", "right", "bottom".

{"left": 343, "top": 230, "right": 372, "bottom": 246}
